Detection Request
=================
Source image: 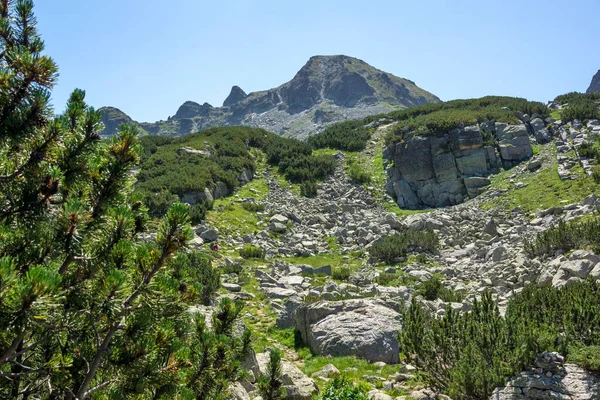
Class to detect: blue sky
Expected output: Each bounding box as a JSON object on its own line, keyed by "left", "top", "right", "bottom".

{"left": 36, "top": 0, "right": 599, "bottom": 122}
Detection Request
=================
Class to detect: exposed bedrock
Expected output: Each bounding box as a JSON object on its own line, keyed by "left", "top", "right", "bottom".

{"left": 385, "top": 123, "right": 533, "bottom": 209}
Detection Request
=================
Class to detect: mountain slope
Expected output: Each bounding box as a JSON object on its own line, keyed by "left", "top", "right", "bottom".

{"left": 99, "top": 55, "right": 440, "bottom": 138}
{"left": 587, "top": 69, "right": 600, "bottom": 94}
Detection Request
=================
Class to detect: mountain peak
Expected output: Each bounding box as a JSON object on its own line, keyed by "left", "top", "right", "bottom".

{"left": 223, "top": 85, "right": 248, "bottom": 107}
{"left": 173, "top": 101, "right": 213, "bottom": 120}
{"left": 99, "top": 55, "right": 439, "bottom": 138}
{"left": 587, "top": 70, "right": 600, "bottom": 94}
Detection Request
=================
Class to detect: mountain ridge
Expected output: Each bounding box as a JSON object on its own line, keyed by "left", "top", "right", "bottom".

{"left": 99, "top": 55, "right": 440, "bottom": 138}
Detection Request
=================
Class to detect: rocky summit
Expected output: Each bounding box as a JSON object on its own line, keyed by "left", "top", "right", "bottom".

{"left": 98, "top": 55, "right": 439, "bottom": 138}
{"left": 587, "top": 69, "right": 600, "bottom": 94}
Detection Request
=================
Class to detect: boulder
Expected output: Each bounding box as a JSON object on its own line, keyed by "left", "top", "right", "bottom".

{"left": 199, "top": 227, "right": 219, "bottom": 242}
{"left": 270, "top": 221, "right": 288, "bottom": 233}
{"left": 255, "top": 352, "right": 318, "bottom": 400}
{"left": 294, "top": 299, "right": 402, "bottom": 364}
{"left": 490, "top": 352, "right": 600, "bottom": 399}
{"left": 227, "top": 382, "right": 250, "bottom": 400}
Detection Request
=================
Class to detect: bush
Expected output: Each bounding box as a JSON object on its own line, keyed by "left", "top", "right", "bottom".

{"left": 593, "top": 166, "right": 600, "bottom": 184}
{"left": 309, "top": 120, "right": 371, "bottom": 152}
{"left": 136, "top": 126, "right": 336, "bottom": 218}
{"left": 332, "top": 267, "right": 351, "bottom": 281}
{"left": 300, "top": 181, "right": 318, "bottom": 198}
{"left": 554, "top": 91, "right": 600, "bottom": 104}
{"left": 382, "top": 96, "right": 549, "bottom": 144}
{"left": 171, "top": 251, "right": 221, "bottom": 305}
{"left": 320, "top": 376, "right": 369, "bottom": 400}
{"left": 524, "top": 218, "right": 600, "bottom": 258}
{"left": 416, "top": 276, "right": 463, "bottom": 303}
{"left": 568, "top": 345, "right": 600, "bottom": 372}
{"left": 242, "top": 201, "right": 266, "bottom": 212}
{"left": 376, "top": 272, "right": 399, "bottom": 286}
{"left": 561, "top": 101, "right": 599, "bottom": 123}
{"left": 400, "top": 280, "right": 600, "bottom": 400}
{"left": 258, "top": 348, "right": 285, "bottom": 400}
{"left": 189, "top": 200, "right": 213, "bottom": 224}
{"left": 370, "top": 230, "right": 439, "bottom": 264}
{"left": 347, "top": 161, "right": 371, "bottom": 184}
{"left": 239, "top": 245, "right": 266, "bottom": 259}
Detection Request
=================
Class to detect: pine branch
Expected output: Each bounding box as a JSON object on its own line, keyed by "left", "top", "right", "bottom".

{"left": 0, "top": 330, "right": 26, "bottom": 366}
{"left": 0, "top": 126, "right": 60, "bottom": 183}
{"left": 82, "top": 379, "right": 118, "bottom": 399}
{"left": 75, "top": 249, "right": 170, "bottom": 399}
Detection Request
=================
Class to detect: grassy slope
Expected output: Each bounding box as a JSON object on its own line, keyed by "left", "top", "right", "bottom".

{"left": 482, "top": 142, "right": 599, "bottom": 214}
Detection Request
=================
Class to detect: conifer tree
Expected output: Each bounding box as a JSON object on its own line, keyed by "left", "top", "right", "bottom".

{"left": 257, "top": 348, "right": 285, "bottom": 400}
{"left": 0, "top": 1, "right": 249, "bottom": 398}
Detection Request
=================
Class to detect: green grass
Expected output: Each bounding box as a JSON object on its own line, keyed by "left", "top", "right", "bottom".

{"left": 551, "top": 110, "right": 562, "bottom": 121}
{"left": 482, "top": 144, "right": 599, "bottom": 214}
{"left": 301, "top": 355, "right": 415, "bottom": 391}
{"left": 282, "top": 253, "right": 362, "bottom": 270}
{"left": 323, "top": 236, "right": 341, "bottom": 252}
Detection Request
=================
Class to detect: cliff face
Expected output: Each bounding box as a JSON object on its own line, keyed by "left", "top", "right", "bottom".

{"left": 385, "top": 122, "right": 533, "bottom": 209}
{"left": 98, "top": 55, "right": 440, "bottom": 138}
{"left": 586, "top": 69, "right": 600, "bottom": 94}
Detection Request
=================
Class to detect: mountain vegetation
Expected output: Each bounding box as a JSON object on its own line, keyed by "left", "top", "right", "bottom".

{"left": 136, "top": 127, "right": 336, "bottom": 218}
{"left": 0, "top": 2, "right": 248, "bottom": 398}
{"left": 307, "top": 96, "right": 548, "bottom": 152}
{"left": 554, "top": 92, "right": 600, "bottom": 122}
{"left": 400, "top": 280, "right": 600, "bottom": 399}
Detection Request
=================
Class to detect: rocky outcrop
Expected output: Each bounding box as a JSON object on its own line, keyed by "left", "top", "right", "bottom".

{"left": 587, "top": 69, "right": 600, "bottom": 94}
{"left": 180, "top": 168, "right": 253, "bottom": 205}
{"left": 223, "top": 85, "right": 248, "bottom": 106}
{"left": 172, "top": 101, "right": 213, "bottom": 120}
{"left": 98, "top": 106, "right": 138, "bottom": 137}
{"left": 490, "top": 352, "right": 600, "bottom": 400}
{"left": 385, "top": 123, "right": 533, "bottom": 209}
{"left": 294, "top": 298, "right": 402, "bottom": 364}
{"left": 99, "top": 55, "right": 439, "bottom": 138}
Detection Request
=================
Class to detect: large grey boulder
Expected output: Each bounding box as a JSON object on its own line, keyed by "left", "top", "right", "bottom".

{"left": 294, "top": 298, "right": 402, "bottom": 364}
{"left": 495, "top": 123, "right": 533, "bottom": 162}
{"left": 255, "top": 352, "right": 318, "bottom": 400}
{"left": 490, "top": 352, "right": 600, "bottom": 399}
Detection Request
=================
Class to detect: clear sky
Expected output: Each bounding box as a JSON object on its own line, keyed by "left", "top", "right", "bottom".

{"left": 35, "top": 0, "right": 600, "bottom": 122}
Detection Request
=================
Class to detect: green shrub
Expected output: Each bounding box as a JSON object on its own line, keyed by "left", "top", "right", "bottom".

{"left": 376, "top": 272, "right": 398, "bottom": 286}
{"left": 554, "top": 92, "right": 600, "bottom": 104}
{"left": 568, "top": 345, "right": 600, "bottom": 372}
{"left": 242, "top": 201, "right": 266, "bottom": 212}
{"left": 136, "top": 127, "right": 336, "bottom": 218}
{"left": 400, "top": 280, "right": 600, "bottom": 400}
{"left": 593, "top": 167, "right": 600, "bottom": 184}
{"left": 239, "top": 245, "right": 266, "bottom": 259}
{"left": 561, "top": 101, "right": 599, "bottom": 122}
{"left": 332, "top": 267, "right": 351, "bottom": 281}
{"left": 170, "top": 251, "right": 221, "bottom": 305}
{"left": 524, "top": 218, "right": 600, "bottom": 258}
{"left": 189, "top": 200, "right": 213, "bottom": 224}
{"left": 578, "top": 141, "right": 600, "bottom": 160}
{"left": 258, "top": 348, "right": 285, "bottom": 400}
{"left": 309, "top": 120, "right": 371, "bottom": 152}
{"left": 347, "top": 161, "right": 371, "bottom": 184}
{"left": 382, "top": 96, "right": 548, "bottom": 144}
{"left": 300, "top": 181, "right": 318, "bottom": 198}
{"left": 319, "top": 376, "right": 369, "bottom": 400}
{"left": 416, "top": 276, "right": 463, "bottom": 303}
{"left": 370, "top": 230, "right": 439, "bottom": 264}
